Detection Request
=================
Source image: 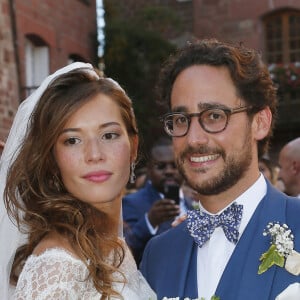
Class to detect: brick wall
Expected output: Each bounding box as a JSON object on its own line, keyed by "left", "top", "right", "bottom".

{"left": 15, "top": 0, "right": 98, "bottom": 99}
{"left": 0, "top": 0, "right": 97, "bottom": 140}
{"left": 0, "top": 0, "right": 19, "bottom": 141}
{"left": 193, "top": 0, "right": 300, "bottom": 52}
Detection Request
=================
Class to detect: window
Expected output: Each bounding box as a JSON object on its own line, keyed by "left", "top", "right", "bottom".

{"left": 25, "top": 35, "right": 49, "bottom": 96}
{"left": 264, "top": 10, "right": 300, "bottom": 64}
{"left": 264, "top": 10, "right": 300, "bottom": 125}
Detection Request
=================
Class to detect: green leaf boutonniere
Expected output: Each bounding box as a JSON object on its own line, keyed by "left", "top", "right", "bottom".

{"left": 258, "top": 222, "right": 294, "bottom": 274}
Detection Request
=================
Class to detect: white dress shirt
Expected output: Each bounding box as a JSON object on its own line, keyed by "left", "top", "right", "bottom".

{"left": 197, "top": 174, "right": 267, "bottom": 299}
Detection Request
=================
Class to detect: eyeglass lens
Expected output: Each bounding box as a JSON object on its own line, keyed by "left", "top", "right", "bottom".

{"left": 165, "top": 108, "right": 228, "bottom": 136}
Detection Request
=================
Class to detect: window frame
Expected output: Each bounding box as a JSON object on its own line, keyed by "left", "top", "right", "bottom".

{"left": 263, "top": 9, "right": 300, "bottom": 64}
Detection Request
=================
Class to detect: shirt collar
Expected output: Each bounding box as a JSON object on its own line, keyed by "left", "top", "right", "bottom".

{"left": 198, "top": 174, "right": 267, "bottom": 234}
{"left": 235, "top": 173, "right": 267, "bottom": 235}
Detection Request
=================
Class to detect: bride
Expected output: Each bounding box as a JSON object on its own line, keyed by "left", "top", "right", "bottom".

{"left": 0, "top": 62, "right": 156, "bottom": 299}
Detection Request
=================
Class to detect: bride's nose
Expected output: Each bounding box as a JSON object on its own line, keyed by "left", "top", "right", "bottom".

{"left": 85, "top": 138, "right": 105, "bottom": 162}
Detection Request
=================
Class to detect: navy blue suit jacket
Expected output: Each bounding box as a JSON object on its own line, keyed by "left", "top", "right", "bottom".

{"left": 123, "top": 181, "right": 173, "bottom": 264}
{"left": 140, "top": 182, "right": 300, "bottom": 299}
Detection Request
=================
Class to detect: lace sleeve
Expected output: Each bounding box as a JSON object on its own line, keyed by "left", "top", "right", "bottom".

{"left": 13, "top": 246, "right": 156, "bottom": 300}
{"left": 14, "top": 248, "right": 97, "bottom": 300}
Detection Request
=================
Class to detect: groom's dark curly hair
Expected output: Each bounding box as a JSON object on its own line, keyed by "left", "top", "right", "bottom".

{"left": 156, "top": 38, "right": 278, "bottom": 158}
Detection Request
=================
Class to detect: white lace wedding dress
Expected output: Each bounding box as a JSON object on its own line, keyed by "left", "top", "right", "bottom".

{"left": 13, "top": 246, "right": 156, "bottom": 300}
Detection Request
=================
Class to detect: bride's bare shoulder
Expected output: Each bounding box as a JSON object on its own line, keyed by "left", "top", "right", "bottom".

{"left": 33, "top": 232, "right": 80, "bottom": 259}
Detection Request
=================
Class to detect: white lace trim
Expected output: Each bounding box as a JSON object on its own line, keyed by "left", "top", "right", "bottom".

{"left": 14, "top": 247, "right": 156, "bottom": 300}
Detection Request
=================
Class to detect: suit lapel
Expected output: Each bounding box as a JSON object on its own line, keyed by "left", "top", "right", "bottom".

{"left": 161, "top": 223, "right": 198, "bottom": 298}
{"left": 183, "top": 242, "right": 198, "bottom": 297}
{"left": 216, "top": 184, "right": 287, "bottom": 299}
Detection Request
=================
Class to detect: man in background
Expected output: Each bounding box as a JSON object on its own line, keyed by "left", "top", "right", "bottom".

{"left": 123, "top": 137, "right": 188, "bottom": 264}
{"left": 278, "top": 137, "right": 300, "bottom": 198}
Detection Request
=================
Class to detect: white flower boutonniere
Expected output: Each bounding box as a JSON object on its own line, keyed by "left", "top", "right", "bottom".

{"left": 258, "top": 222, "right": 300, "bottom": 275}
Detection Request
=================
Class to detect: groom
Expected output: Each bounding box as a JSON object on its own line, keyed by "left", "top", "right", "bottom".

{"left": 140, "top": 39, "right": 300, "bottom": 299}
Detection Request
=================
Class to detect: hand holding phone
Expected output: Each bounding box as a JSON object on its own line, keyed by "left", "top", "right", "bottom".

{"left": 163, "top": 184, "right": 180, "bottom": 205}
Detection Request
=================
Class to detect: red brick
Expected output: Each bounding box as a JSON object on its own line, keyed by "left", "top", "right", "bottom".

{"left": 0, "top": 0, "right": 97, "bottom": 139}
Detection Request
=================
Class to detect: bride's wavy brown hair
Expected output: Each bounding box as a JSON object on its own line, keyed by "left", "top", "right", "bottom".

{"left": 4, "top": 68, "right": 138, "bottom": 299}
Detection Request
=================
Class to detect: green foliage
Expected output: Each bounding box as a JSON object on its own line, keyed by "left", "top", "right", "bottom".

{"left": 269, "top": 63, "right": 300, "bottom": 101}
{"left": 102, "top": 2, "right": 178, "bottom": 158}
{"left": 136, "top": 6, "right": 182, "bottom": 34}
{"left": 258, "top": 244, "right": 285, "bottom": 274}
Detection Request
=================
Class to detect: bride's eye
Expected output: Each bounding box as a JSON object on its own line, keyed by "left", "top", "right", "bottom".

{"left": 102, "top": 132, "right": 120, "bottom": 140}
{"left": 64, "top": 137, "right": 81, "bottom": 145}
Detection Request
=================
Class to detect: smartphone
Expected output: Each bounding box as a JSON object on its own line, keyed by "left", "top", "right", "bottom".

{"left": 163, "top": 184, "right": 180, "bottom": 205}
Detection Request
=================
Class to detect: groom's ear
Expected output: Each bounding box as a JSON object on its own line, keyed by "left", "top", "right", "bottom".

{"left": 252, "top": 106, "right": 272, "bottom": 141}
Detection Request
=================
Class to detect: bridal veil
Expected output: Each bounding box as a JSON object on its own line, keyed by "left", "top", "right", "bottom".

{"left": 0, "top": 62, "right": 100, "bottom": 298}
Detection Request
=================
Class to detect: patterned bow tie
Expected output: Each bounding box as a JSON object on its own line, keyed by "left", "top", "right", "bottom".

{"left": 187, "top": 202, "right": 243, "bottom": 248}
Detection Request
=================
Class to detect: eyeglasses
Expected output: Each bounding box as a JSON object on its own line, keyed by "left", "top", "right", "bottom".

{"left": 152, "top": 161, "right": 177, "bottom": 170}
{"left": 160, "top": 106, "right": 250, "bottom": 137}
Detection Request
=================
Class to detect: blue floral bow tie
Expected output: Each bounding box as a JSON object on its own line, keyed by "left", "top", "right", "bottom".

{"left": 187, "top": 202, "right": 243, "bottom": 248}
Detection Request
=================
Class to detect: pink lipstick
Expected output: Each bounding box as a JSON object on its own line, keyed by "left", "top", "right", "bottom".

{"left": 83, "top": 171, "right": 112, "bottom": 183}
